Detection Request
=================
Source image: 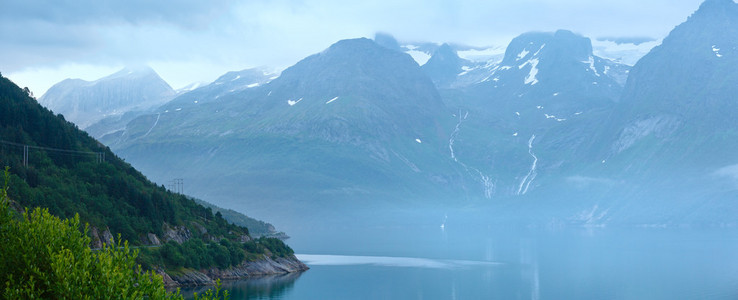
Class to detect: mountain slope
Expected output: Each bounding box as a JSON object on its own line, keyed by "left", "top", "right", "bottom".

{"left": 437, "top": 30, "right": 630, "bottom": 199}
{"left": 565, "top": 0, "right": 738, "bottom": 224}
{"left": 0, "top": 72, "right": 306, "bottom": 284}
{"left": 97, "top": 67, "right": 275, "bottom": 144}
{"left": 108, "top": 38, "right": 469, "bottom": 226}
{"left": 0, "top": 72, "right": 292, "bottom": 242}
{"left": 39, "top": 66, "right": 175, "bottom": 129}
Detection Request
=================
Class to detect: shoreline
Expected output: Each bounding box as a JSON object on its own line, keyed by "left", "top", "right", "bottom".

{"left": 160, "top": 254, "right": 309, "bottom": 288}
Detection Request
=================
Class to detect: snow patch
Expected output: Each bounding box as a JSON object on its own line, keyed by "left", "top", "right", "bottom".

{"left": 406, "top": 50, "right": 432, "bottom": 66}
{"left": 457, "top": 46, "right": 506, "bottom": 62}
{"left": 522, "top": 59, "right": 540, "bottom": 85}
{"left": 713, "top": 45, "right": 723, "bottom": 58}
{"left": 536, "top": 106, "right": 543, "bottom": 109}
{"left": 175, "top": 108, "right": 182, "bottom": 111}
{"left": 517, "top": 49, "right": 530, "bottom": 60}
{"left": 194, "top": 100, "right": 198, "bottom": 104}
{"left": 513, "top": 132, "right": 518, "bottom": 137}
{"left": 415, "top": 139, "right": 422, "bottom": 144}
{"left": 515, "top": 112, "right": 520, "bottom": 116}
{"left": 583, "top": 56, "right": 600, "bottom": 76}
{"left": 534, "top": 44, "right": 546, "bottom": 56}
{"left": 232, "top": 75, "right": 241, "bottom": 81}
{"left": 553, "top": 92, "right": 559, "bottom": 96}
{"left": 247, "top": 82, "right": 260, "bottom": 88}
{"left": 545, "top": 114, "right": 566, "bottom": 122}
{"left": 288, "top": 98, "right": 303, "bottom": 106}
{"left": 326, "top": 96, "right": 339, "bottom": 104}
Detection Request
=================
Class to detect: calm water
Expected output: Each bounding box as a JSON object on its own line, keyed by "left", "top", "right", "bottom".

{"left": 184, "top": 226, "right": 738, "bottom": 299}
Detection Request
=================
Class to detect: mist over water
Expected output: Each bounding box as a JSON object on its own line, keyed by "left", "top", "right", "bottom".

{"left": 182, "top": 206, "right": 738, "bottom": 299}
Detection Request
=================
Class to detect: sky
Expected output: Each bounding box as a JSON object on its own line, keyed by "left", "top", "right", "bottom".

{"left": 1, "top": 0, "right": 707, "bottom": 96}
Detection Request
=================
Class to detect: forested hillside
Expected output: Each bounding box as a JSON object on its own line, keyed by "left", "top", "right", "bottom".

{"left": 0, "top": 71, "right": 293, "bottom": 248}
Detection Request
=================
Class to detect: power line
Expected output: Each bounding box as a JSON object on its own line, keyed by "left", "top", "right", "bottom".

{"left": 0, "top": 139, "right": 105, "bottom": 166}
{"left": 167, "top": 178, "right": 183, "bottom": 194}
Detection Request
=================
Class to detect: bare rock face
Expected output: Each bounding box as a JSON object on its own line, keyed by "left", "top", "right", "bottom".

{"left": 90, "top": 226, "right": 115, "bottom": 248}
{"left": 146, "top": 233, "right": 162, "bottom": 246}
{"left": 162, "top": 223, "right": 192, "bottom": 244}
{"left": 238, "top": 234, "right": 252, "bottom": 243}
{"left": 162, "top": 255, "right": 309, "bottom": 287}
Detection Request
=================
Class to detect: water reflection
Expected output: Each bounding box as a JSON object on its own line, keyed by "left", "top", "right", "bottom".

{"left": 180, "top": 272, "right": 303, "bottom": 300}
{"left": 181, "top": 227, "right": 738, "bottom": 299}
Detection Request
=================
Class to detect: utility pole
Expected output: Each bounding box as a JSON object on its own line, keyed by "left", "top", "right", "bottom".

{"left": 169, "top": 178, "right": 184, "bottom": 194}
{"left": 23, "top": 145, "right": 28, "bottom": 166}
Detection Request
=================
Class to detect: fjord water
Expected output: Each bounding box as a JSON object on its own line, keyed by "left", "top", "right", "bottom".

{"left": 185, "top": 223, "right": 738, "bottom": 299}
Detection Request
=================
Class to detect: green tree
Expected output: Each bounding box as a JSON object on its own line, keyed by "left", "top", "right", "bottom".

{"left": 0, "top": 168, "right": 228, "bottom": 299}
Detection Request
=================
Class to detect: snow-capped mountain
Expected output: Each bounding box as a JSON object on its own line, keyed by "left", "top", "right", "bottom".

{"left": 107, "top": 38, "right": 469, "bottom": 223}
{"left": 426, "top": 30, "right": 631, "bottom": 201}
{"left": 92, "top": 67, "right": 275, "bottom": 142}
{"left": 39, "top": 66, "right": 175, "bottom": 129}
{"left": 397, "top": 39, "right": 505, "bottom": 89}
{"left": 77, "top": 0, "right": 738, "bottom": 227}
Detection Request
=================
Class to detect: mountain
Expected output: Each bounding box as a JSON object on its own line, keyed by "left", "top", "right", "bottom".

{"left": 107, "top": 38, "right": 468, "bottom": 227}
{"left": 567, "top": 0, "right": 738, "bottom": 224}
{"left": 433, "top": 30, "right": 630, "bottom": 201}
{"left": 0, "top": 73, "right": 305, "bottom": 284}
{"left": 90, "top": 67, "right": 275, "bottom": 142}
{"left": 39, "top": 66, "right": 175, "bottom": 129}
{"left": 421, "top": 43, "right": 467, "bottom": 88}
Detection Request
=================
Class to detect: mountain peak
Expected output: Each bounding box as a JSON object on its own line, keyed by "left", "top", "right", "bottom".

{"left": 689, "top": 0, "right": 738, "bottom": 19}
{"left": 39, "top": 66, "right": 174, "bottom": 128}
{"left": 697, "top": 0, "right": 737, "bottom": 10}
{"left": 115, "top": 65, "right": 155, "bottom": 75}
{"left": 421, "top": 43, "right": 464, "bottom": 87}
{"left": 501, "top": 30, "right": 593, "bottom": 66}
{"left": 374, "top": 32, "right": 401, "bottom": 51}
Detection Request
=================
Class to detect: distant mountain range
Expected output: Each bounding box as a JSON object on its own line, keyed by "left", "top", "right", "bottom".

{"left": 38, "top": 0, "right": 738, "bottom": 228}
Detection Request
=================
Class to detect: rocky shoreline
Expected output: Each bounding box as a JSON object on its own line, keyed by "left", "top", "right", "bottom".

{"left": 160, "top": 255, "right": 309, "bottom": 287}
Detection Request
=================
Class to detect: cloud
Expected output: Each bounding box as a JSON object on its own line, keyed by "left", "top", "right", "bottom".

{"left": 1, "top": 0, "right": 706, "bottom": 95}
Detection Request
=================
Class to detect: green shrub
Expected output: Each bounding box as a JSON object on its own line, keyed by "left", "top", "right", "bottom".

{"left": 0, "top": 168, "right": 228, "bottom": 299}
